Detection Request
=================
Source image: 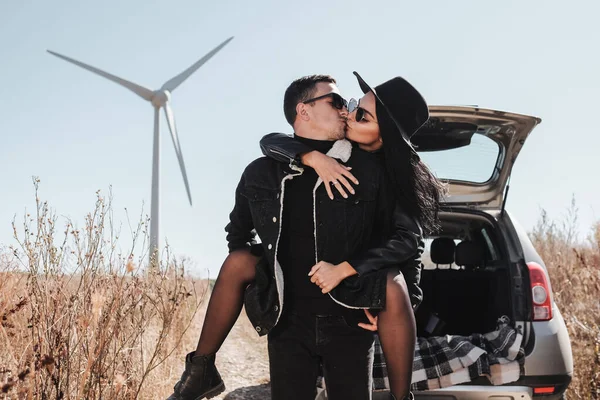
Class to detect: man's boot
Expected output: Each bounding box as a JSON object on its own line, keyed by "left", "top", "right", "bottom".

{"left": 167, "top": 352, "right": 225, "bottom": 400}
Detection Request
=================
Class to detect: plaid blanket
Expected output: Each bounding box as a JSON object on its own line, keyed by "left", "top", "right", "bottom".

{"left": 372, "top": 316, "right": 525, "bottom": 391}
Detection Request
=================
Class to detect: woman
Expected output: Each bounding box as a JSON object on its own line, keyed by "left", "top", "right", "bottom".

{"left": 168, "top": 73, "right": 442, "bottom": 400}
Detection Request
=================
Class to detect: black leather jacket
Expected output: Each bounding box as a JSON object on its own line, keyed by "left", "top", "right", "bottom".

{"left": 229, "top": 138, "right": 422, "bottom": 335}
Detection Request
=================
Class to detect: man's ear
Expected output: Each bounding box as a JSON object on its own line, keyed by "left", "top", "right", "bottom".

{"left": 296, "top": 103, "right": 310, "bottom": 122}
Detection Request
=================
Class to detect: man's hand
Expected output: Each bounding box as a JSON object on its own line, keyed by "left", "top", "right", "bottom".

{"left": 357, "top": 310, "right": 378, "bottom": 332}
{"left": 308, "top": 261, "right": 355, "bottom": 294}
{"left": 301, "top": 151, "right": 358, "bottom": 200}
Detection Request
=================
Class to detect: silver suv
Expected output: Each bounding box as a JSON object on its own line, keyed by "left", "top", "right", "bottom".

{"left": 380, "top": 106, "right": 573, "bottom": 399}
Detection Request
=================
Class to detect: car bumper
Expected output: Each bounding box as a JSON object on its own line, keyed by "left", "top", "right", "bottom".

{"left": 374, "top": 386, "right": 535, "bottom": 400}
{"left": 372, "top": 374, "right": 571, "bottom": 400}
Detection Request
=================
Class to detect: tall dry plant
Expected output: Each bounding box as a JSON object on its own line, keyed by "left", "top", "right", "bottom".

{"left": 530, "top": 199, "right": 600, "bottom": 399}
{"left": 1, "top": 178, "right": 206, "bottom": 399}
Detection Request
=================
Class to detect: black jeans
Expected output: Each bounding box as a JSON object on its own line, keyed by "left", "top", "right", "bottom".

{"left": 268, "top": 310, "right": 375, "bottom": 400}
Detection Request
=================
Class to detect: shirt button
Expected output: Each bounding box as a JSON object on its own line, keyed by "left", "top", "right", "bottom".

{"left": 273, "top": 217, "right": 277, "bottom": 223}
{"left": 255, "top": 326, "right": 262, "bottom": 332}
{"left": 268, "top": 244, "right": 273, "bottom": 250}
{"left": 274, "top": 305, "right": 279, "bottom": 312}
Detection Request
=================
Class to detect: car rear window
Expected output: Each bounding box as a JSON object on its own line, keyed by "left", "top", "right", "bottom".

{"left": 417, "top": 133, "right": 500, "bottom": 183}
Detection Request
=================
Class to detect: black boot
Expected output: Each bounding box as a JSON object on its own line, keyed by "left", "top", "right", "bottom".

{"left": 167, "top": 352, "right": 225, "bottom": 400}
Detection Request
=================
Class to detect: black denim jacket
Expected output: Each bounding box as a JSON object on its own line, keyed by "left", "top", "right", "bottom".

{"left": 260, "top": 132, "right": 424, "bottom": 269}
{"left": 227, "top": 139, "right": 422, "bottom": 335}
{"left": 260, "top": 133, "right": 425, "bottom": 305}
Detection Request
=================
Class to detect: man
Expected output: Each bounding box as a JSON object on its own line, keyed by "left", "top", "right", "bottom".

{"left": 228, "top": 75, "right": 409, "bottom": 400}
{"left": 169, "top": 75, "right": 421, "bottom": 400}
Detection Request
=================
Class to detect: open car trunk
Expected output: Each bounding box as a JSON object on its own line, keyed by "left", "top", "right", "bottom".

{"left": 408, "top": 105, "right": 540, "bottom": 336}
{"left": 415, "top": 209, "right": 516, "bottom": 337}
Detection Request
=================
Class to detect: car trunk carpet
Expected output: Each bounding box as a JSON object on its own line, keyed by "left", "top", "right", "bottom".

{"left": 372, "top": 316, "right": 525, "bottom": 391}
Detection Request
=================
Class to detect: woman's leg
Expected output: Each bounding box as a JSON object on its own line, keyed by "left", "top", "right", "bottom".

{"left": 168, "top": 249, "right": 259, "bottom": 399}
{"left": 195, "top": 249, "right": 259, "bottom": 356}
{"left": 377, "top": 270, "right": 416, "bottom": 399}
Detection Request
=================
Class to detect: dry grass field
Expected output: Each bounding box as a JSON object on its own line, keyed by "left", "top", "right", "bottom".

{"left": 1, "top": 186, "right": 598, "bottom": 399}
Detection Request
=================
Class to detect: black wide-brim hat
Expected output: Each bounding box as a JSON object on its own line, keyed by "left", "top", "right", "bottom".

{"left": 353, "top": 71, "right": 429, "bottom": 156}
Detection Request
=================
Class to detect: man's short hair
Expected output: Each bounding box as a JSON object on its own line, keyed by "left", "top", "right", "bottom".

{"left": 283, "top": 74, "right": 337, "bottom": 126}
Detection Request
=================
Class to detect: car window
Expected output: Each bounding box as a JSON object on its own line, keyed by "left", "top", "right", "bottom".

{"left": 418, "top": 134, "right": 500, "bottom": 183}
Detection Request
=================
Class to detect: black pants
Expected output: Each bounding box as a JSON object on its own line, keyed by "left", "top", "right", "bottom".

{"left": 268, "top": 310, "right": 375, "bottom": 400}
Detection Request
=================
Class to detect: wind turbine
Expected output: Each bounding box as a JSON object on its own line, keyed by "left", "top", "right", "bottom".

{"left": 47, "top": 37, "right": 234, "bottom": 264}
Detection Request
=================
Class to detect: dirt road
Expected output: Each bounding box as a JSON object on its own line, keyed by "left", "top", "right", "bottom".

{"left": 211, "top": 311, "right": 271, "bottom": 400}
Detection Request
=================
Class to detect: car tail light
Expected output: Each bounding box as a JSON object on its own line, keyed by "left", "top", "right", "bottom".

{"left": 527, "top": 262, "right": 553, "bottom": 321}
{"left": 533, "top": 386, "right": 555, "bottom": 394}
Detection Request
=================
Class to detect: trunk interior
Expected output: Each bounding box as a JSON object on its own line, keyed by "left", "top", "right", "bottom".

{"left": 415, "top": 210, "right": 514, "bottom": 337}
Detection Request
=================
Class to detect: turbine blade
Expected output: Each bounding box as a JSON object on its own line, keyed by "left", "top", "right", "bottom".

{"left": 47, "top": 50, "right": 154, "bottom": 101}
{"left": 164, "top": 102, "right": 193, "bottom": 205}
{"left": 160, "top": 37, "right": 234, "bottom": 92}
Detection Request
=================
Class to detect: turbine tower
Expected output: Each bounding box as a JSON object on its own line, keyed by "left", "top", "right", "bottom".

{"left": 48, "top": 37, "right": 234, "bottom": 264}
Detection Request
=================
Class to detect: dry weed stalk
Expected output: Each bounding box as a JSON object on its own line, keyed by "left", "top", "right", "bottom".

{"left": 1, "top": 178, "right": 206, "bottom": 399}
{"left": 531, "top": 200, "right": 600, "bottom": 399}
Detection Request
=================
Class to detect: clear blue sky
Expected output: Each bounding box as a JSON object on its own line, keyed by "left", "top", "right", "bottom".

{"left": 2, "top": 0, "right": 598, "bottom": 277}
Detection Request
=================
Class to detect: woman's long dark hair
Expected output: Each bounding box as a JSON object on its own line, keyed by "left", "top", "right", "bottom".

{"left": 379, "top": 107, "right": 445, "bottom": 235}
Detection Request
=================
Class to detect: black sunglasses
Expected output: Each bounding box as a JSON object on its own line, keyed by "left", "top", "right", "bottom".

{"left": 303, "top": 92, "right": 348, "bottom": 110}
{"left": 348, "top": 98, "right": 376, "bottom": 123}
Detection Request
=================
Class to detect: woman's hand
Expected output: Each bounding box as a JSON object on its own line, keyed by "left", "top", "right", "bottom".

{"left": 308, "top": 261, "right": 357, "bottom": 294}
{"left": 357, "top": 310, "right": 378, "bottom": 332}
{"left": 301, "top": 151, "right": 359, "bottom": 200}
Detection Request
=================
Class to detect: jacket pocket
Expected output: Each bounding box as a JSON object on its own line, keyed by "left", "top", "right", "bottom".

{"left": 243, "top": 185, "right": 280, "bottom": 228}
{"left": 338, "top": 187, "right": 377, "bottom": 240}
{"left": 242, "top": 184, "right": 280, "bottom": 202}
